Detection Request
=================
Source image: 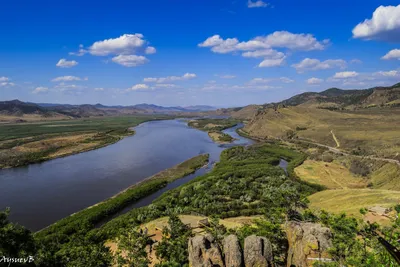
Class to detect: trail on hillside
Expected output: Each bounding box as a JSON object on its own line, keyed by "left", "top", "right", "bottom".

{"left": 330, "top": 130, "right": 340, "bottom": 148}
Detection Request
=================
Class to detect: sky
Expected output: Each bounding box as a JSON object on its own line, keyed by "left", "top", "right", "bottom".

{"left": 1, "top": 0, "right": 399, "bottom": 107}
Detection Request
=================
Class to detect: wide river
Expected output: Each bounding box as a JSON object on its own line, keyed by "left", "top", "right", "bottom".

{"left": 0, "top": 119, "right": 253, "bottom": 231}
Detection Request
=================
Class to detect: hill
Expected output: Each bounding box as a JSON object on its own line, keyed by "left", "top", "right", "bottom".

{"left": 275, "top": 83, "right": 400, "bottom": 109}
{"left": 0, "top": 100, "right": 217, "bottom": 122}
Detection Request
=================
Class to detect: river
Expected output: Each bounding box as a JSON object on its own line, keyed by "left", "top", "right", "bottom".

{"left": 0, "top": 119, "right": 254, "bottom": 231}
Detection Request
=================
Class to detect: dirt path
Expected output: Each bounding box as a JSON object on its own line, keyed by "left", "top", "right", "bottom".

{"left": 330, "top": 130, "right": 340, "bottom": 148}
{"left": 296, "top": 138, "right": 400, "bottom": 167}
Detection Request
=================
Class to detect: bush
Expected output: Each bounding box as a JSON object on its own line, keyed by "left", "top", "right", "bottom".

{"left": 349, "top": 160, "right": 370, "bottom": 177}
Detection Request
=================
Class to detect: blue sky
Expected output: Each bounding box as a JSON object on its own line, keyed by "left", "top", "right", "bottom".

{"left": 1, "top": 0, "right": 399, "bottom": 107}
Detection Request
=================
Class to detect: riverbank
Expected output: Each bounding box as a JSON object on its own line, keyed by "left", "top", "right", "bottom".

{"left": 188, "top": 118, "right": 239, "bottom": 144}
{"left": 36, "top": 154, "right": 209, "bottom": 235}
{"left": 0, "top": 115, "right": 169, "bottom": 169}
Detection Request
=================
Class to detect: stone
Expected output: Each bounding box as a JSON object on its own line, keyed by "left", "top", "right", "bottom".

{"left": 286, "top": 221, "right": 333, "bottom": 267}
{"left": 244, "top": 235, "right": 274, "bottom": 267}
{"left": 188, "top": 233, "right": 225, "bottom": 267}
{"left": 223, "top": 235, "right": 243, "bottom": 267}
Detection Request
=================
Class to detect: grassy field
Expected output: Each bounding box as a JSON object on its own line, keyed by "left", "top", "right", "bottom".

{"left": 0, "top": 115, "right": 170, "bottom": 168}
{"left": 308, "top": 189, "right": 400, "bottom": 219}
{"left": 244, "top": 106, "right": 400, "bottom": 159}
{"left": 295, "top": 160, "right": 368, "bottom": 189}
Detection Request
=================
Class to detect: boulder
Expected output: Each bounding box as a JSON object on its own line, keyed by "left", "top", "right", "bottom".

{"left": 198, "top": 218, "right": 210, "bottom": 228}
{"left": 223, "top": 235, "right": 243, "bottom": 267}
{"left": 244, "top": 235, "right": 274, "bottom": 267}
{"left": 188, "top": 233, "right": 225, "bottom": 267}
{"left": 286, "top": 221, "right": 333, "bottom": 267}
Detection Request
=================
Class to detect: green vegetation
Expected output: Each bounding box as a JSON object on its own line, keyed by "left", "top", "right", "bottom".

{"left": 0, "top": 115, "right": 170, "bottom": 168}
{"left": 188, "top": 118, "right": 239, "bottom": 143}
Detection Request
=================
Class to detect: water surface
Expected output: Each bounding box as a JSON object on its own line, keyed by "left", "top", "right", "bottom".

{"left": 0, "top": 119, "right": 252, "bottom": 231}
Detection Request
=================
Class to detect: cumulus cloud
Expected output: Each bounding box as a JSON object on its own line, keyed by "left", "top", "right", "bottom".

{"left": 375, "top": 70, "right": 399, "bottom": 77}
{"left": 56, "top": 58, "right": 78, "bottom": 68}
{"left": 199, "top": 31, "right": 328, "bottom": 53}
{"left": 143, "top": 73, "right": 197, "bottom": 83}
{"left": 51, "top": 76, "right": 84, "bottom": 82}
{"left": 249, "top": 78, "right": 273, "bottom": 84}
{"left": 352, "top": 5, "right": 400, "bottom": 41}
{"left": 145, "top": 46, "right": 156, "bottom": 54}
{"left": 382, "top": 49, "right": 400, "bottom": 60}
{"left": 69, "top": 44, "right": 87, "bottom": 56}
{"left": 126, "top": 84, "right": 150, "bottom": 91}
{"left": 259, "top": 57, "right": 285, "bottom": 67}
{"left": 333, "top": 71, "right": 359, "bottom": 79}
{"left": 242, "top": 49, "right": 284, "bottom": 59}
{"left": 94, "top": 88, "right": 105, "bottom": 91}
{"left": 32, "top": 87, "right": 48, "bottom": 94}
{"left": 54, "top": 83, "right": 86, "bottom": 92}
{"left": 292, "top": 58, "right": 347, "bottom": 73}
{"left": 307, "top": 77, "right": 323, "bottom": 84}
{"left": 0, "top": 77, "right": 9, "bottom": 82}
{"left": 247, "top": 0, "right": 269, "bottom": 8}
{"left": 0, "top": 82, "right": 15, "bottom": 87}
{"left": 249, "top": 77, "right": 294, "bottom": 84}
{"left": 112, "top": 55, "right": 148, "bottom": 67}
{"left": 199, "top": 31, "right": 328, "bottom": 67}
{"left": 89, "top": 34, "right": 146, "bottom": 56}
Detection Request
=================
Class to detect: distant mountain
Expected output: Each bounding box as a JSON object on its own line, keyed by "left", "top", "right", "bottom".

{"left": 277, "top": 83, "right": 400, "bottom": 109}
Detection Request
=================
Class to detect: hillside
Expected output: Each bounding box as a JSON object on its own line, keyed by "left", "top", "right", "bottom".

{"left": 277, "top": 83, "right": 400, "bottom": 109}
{"left": 0, "top": 100, "right": 217, "bottom": 122}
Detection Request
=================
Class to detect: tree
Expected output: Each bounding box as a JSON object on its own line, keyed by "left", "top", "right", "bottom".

{"left": 116, "top": 227, "right": 150, "bottom": 267}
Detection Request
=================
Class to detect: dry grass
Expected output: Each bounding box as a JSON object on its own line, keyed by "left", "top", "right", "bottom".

{"left": 295, "top": 160, "right": 368, "bottom": 189}
{"left": 308, "top": 189, "right": 400, "bottom": 219}
{"left": 244, "top": 106, "right": 400, "bottom": 158}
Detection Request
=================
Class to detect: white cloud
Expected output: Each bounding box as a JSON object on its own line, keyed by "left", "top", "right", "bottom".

{"left": 94, "top": 87, "right": 104, "bottom": 91}
{"left": 89, "top": 34, "right": 146, "bottom": 56}
{"left": 0, "top": 82, "right": 15, "bottom": 87}
{"left": 126, "top": 84, "right": 150, "bottom": 91}
{"left": 0, "top": 77, "right": 9, "bottom": 82}
{"left": 153, "top": 84, "right": 179, "bottom": 88}
{"left": 352, "top": 5, "right": 400, "bottom": 41}
{"left": 112, "top": 55, "right": 148, "bottom": 67}
{"left": 350, "top": 59, "right": 363, "bottom": 64}
{"left": 333, "top": 71, "right": 359, "bottom": 79}
{"left": 217, "top": 74, "right": 236, "bottom": 79}
{"left": 199, "top": 31, "right": 328, "bottom": 53}
{"left": 145, "top": 46, "right": 156, "bottom": 54}
{"left": 56, "top": 58, "right": 78, "bottom": 68}
{"left": 32, "top": 87, "right": 48, "bottom": 94}
{"left": 382, "top": 49, "right": 400, "bottom": 60}
{"left": 247, "top": 0, "right": 269, "bottom": 8}
{"left": 374, "top": 70, "right": 399, "bottom": 77}
{"left": 69, "top": 44, "right": 87, "bottom": 56}
{"left": 260, "top": 31, "right": 330, "bottom": 51}
{"left": 242, "top": 49, "right": 284, "bottom": 59}
{"left": 307, "top": 77, "right": 323, "bottom": 84}
{"left": 258, "top": 57, "right": 285, "bottom": 67}
{"left": 143, "top": 73, "right": 197, "bottom": 83}
{"left": 249, "top": 78, "right": 273, "bottom": 84}
{"left": 280, "top": 77, "right": 294, "bottom": 83}
{"left": 51, "top": 76, "right": 83, "bottom": 82}
{"left": 249, "top": 77, "right": 294, "bottom": 84}
{"left": 292, "top": 58, "right": 347, "bottom": 73}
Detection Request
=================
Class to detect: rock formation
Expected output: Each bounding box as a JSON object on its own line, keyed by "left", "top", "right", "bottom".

{"left": 188, "top": 234, "right": 273, "bottom": 267}
{"left": 223, "top": 235, "right": 243, "bottom": 267}
{"left": 286, "top": 221, "right": 333, "bottom": 267}
{"left": 188, "top": 233, "right": 225, "bottom": 267}
{"left": 244, "top": 235, "right": 274, "bottom": 267}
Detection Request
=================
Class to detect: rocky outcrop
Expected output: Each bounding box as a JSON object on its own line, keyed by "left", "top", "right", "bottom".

{"left": 188, "top": 233, "right": 225, "bottom": 267}
{"left": 244, "top": 235, "right": 274, "bottom": 267}
{"left": 223, "top": 235, "right": 243, "bottom": 267}
{"left": 286, "top": 221, "right": 333, "bottom": 267}
{"left": 188, "top": 234, "right": 273, "bottom": 267}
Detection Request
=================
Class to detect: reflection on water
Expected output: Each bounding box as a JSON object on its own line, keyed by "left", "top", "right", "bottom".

{"left": 0, "top": 119, "right": 253, "bottom": 231}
